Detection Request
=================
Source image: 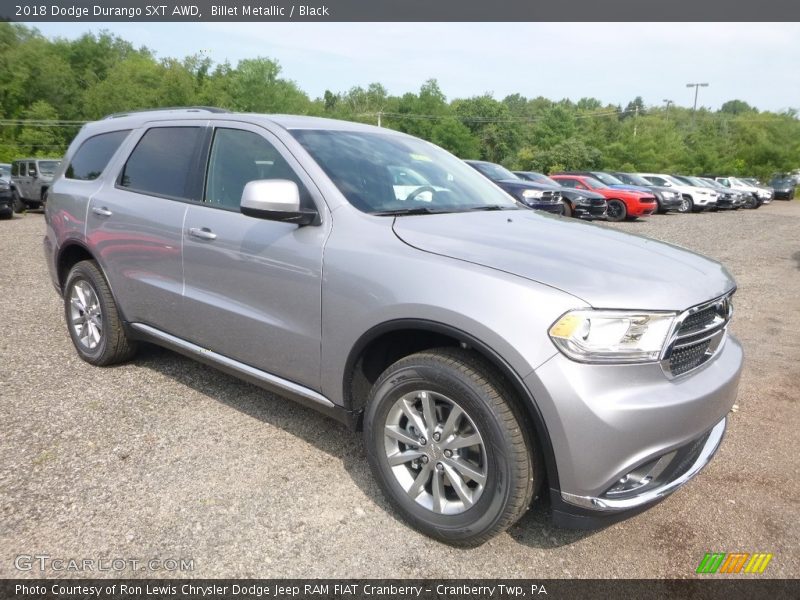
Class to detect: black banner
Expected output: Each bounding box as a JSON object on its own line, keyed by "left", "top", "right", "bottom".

{"left": 1, "top": 579, "right": 798, "bottom": 600}
{"left": 2, "top": 0, "right": 800, "bottom": 22}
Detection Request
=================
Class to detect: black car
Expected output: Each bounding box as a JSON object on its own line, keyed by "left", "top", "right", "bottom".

{"left": 0, "top": 176, "right": 14, "bottom": 219}
{"left": 464, "top": 160, "right": 564, "bottom": 214}
{"left": 607, "top": 172, "right": 684, "bottom": 213}
{"left": 514, "top": 171, "right": 607, "bottom": 219}
{"left": 769, "top": 174, "right": 796, "bottom": 200}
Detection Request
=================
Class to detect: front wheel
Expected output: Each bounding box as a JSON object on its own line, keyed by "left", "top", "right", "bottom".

{"left": 677, "top": 195, "right": 693, "bottom": 213}
{"left": 605, "top": 199, "right": 627, "bottom": 222}
{"left": 64, "top": 260, "right": 137, "bottom": 366}
{"left": 364, "top": 348, "right": 537, "bottom": 546}
{"left": 12, "top": 190, "right": 25, "bottom": 213}
{"left": 562, "top": 200, "right": 573, "bottom": 218}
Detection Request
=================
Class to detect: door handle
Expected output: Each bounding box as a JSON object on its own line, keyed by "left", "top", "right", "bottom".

{"left": 188, "top": 227, "right": 217, "bottom": 241}
{"left": 92, "top": 206, "right": 113, "bottom": 217}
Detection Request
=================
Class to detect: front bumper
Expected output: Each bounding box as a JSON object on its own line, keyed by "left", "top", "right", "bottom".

{"left": 773, "top": 189, "right": 794, "bottom": 199}
{"left": 573, "top": 199, "right": 607, "bottom": 220}
{"left": 0, "top": 189, "right": 12, "bottom": 211}
{"left": 659, "top": 196, "right": 684, "bottom": 211}
{"left": 528, "top": 201, "right": 565, "bottom": 215}
{"left": 525, "top": 333, "right": 742, "bottom": 527}
{"left": 629, "top": 199, "right": 657, "bottom": 216}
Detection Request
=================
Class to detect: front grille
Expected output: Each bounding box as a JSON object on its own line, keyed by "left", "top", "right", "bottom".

{"left": 681, "top": 305, "right": 718, "bottom": 333}
{"left": 541, "top": 191, "right": 561, "bottom": 203}
{"left": 662, "top": 293, "right": 733, "bottom": 377}
{"left": 669, "top": 339, "right": 712, "bottom": 375}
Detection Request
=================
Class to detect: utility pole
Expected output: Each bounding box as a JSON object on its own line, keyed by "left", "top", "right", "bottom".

{"left": 377, "top": 111, "right": 382, "bottom": 127}
{"left": 686, "top": 83, "right": 709, "bottom": 126}
{"left": 633, "top": 105, "right": 639, "bottom": 138}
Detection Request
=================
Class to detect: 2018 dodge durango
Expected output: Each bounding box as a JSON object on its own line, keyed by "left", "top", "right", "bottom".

{"left": 44, "top": 108, "right": 743, "bottom": 546}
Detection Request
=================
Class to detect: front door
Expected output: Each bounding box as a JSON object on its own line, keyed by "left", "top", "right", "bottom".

{"left": 181, "top": 123, "right": 327, "bottom": 390}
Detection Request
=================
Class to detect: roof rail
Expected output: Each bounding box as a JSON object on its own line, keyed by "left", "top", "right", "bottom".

{"left": 103, "top": 106, "right": 228, "bottom": 120}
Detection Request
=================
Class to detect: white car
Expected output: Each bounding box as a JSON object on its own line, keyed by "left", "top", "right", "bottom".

{"left": 714, "top": 177, "right": 763, "bottom": 209}
{"left": 636, "top": 173, "right": 718, "bottom": 213}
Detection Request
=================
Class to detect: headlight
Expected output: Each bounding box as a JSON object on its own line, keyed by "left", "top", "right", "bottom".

{"left": 0, "top": 181, "right": 9, "bottom": 191}
{"left": 549, "top": 309, "right": 677, "bottom": 363}
{"left": 521, "top": 189, "right": 545, "bottom": 199}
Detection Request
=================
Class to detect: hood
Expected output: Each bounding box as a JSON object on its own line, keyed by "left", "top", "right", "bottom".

{"left": 608, "top": 184, "right": 651, "bottom": 192}
{"left": 393, "top": 210, "right": 735, "bottom": 311}
{"left": 560, "top": 188, "right": 606, "bottom": 201}
{"left": 497, "top": 179, "right": 558, "bottom": 192}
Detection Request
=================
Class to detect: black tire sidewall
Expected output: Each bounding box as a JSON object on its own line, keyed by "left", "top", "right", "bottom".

{"left": 364, "top": 360, "right": 520, "bottom": 543}
{"left": 63, "top": 263, "right": 111, "bottom": 364}
{"left": 607, "top": 199, "right": 626, "bottom": 221}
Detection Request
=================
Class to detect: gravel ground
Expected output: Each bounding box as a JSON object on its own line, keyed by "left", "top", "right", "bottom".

{"left": 1, "top": 202, "right": 798, "bottom": 579}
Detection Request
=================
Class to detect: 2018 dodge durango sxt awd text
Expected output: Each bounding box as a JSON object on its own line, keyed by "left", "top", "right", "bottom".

{"left": 44, "top": 108, "right": 743, "bottom": 546}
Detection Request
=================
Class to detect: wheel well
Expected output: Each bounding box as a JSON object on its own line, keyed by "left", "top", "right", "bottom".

{"left": 344, "top": 322, "right": 560, "bottom": 490}
{"left": 57, "top": 244, "right": 94, "bottom": 289}
{"left": 346, "top": 328, "right": 460, "bottom": 415}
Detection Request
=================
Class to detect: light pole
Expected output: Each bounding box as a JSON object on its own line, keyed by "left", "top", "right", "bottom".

{"left": 686, "top": 83, "right": 709, "bottom": 125}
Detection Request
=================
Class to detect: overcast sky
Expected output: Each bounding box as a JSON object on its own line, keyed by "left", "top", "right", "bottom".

{"left": 29, "top": 22, "right": 800, "bottom": 112}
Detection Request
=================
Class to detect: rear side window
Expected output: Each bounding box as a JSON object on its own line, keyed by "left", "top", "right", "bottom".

{"left": 66, "top": 130, "right": 130, "bottom": 181}
{"left": 11, "top": 162, "right": 19, "bottom": 176}
{"left": 119, "top": 127, "right": 203, "bottom": 199}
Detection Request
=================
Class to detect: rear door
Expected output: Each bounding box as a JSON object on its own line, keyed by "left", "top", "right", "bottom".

{"left": 86, "top": 123, "right": 208, "bottom": 334}
{"left": 181, "top": 122, "right": 328, "bottom": 390}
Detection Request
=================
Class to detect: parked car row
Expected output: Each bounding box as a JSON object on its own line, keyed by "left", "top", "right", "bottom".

{"left": 461, "top": 159, "right": 794, "bottom": 222}
{"left": 3, "top": 158, "right": 62, "bottom": 213}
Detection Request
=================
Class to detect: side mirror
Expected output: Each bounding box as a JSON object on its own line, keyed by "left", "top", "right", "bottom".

{"left": 240, "top": 179, "right": 317, "bottom": 226}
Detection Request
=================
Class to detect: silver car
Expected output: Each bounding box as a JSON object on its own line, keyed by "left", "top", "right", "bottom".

{"left": 11, "top": 157, "right": 61, "bottom": 210}
{"left": 44, "top": 108, "right": 743, "bottom": 546}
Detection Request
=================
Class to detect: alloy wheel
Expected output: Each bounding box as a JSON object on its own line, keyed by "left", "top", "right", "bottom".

{"left": 383, "top": 390, "right": 487, "bottom": 515}
{"left": 68, "top": 280, "right": 103, "bottom": 350}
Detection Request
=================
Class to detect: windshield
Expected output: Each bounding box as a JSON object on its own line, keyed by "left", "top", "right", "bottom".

{"left": 592, "top": 172, "right": 624, "bottom": 186}
{"left": 37, "top": 161, "right": 60, "bottom": 176}
{"left": 528, "top": 173, "right": 561, "bottom": 187}
{"left": 687, "top": 176, "right": 713, "bottom": 188}
{"left": 470, "top": 162, "right": 518, "bottom": 182}
{"left": 617, "top": 173, "right": 651, "bottom": 187}
{"left": 582, "top": 177, "right": 608, "bottom": 190}
{"left": 291, "top": 130, "right": 517, "bottom": 214}
{"left": 0, "top": 165, "right": 9, "bottom": 178}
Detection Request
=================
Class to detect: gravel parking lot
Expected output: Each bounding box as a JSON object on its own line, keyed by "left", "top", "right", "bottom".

{"left": 1, "top": 203, "right": 798, "bottom": 579}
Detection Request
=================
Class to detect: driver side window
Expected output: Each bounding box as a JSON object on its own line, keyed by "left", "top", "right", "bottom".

{"left": 204, "top": 128, "right": 312, "bottom": 210}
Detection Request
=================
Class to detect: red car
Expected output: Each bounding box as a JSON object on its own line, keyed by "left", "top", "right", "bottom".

{"left": 550, "top": 174, "right": 657, "bottom": 222}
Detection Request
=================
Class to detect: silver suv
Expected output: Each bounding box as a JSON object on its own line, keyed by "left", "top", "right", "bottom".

{"left": 11, "top": 157, "right": 61, "bottom": 210}
{"left": 44, "top": 108, "right": 743, "bottom": 546}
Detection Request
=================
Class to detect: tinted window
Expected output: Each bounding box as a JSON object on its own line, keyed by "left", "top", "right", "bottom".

{"left": 120, "top": 127, "right": 203, "bottom": 199}
{"left": 27, "top": 162, "right": 37, "bottom": 176}
{"left": 204, "top": 128, "right": 312, "bottom": 210}
{"left": 66, "top": 130, "right": 129, "bottom": 181}
{"left": 11, "top": 162, "right": 19, "bottom": 176}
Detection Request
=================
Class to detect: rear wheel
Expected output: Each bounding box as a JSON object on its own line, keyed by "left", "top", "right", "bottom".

{"left": 605, "top": 199, "right": 627, "bottom": 222}
{"left": 364, "top": 348, "right": 537, "bottom": 546}
{"left": 64, "top": 260, "right": 137, "bottom": 366}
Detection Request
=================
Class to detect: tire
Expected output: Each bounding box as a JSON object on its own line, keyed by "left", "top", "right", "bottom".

{"left": 63, "top": 260, "right": 137, "bottom": 366}
{"left": 677, "top": 195, "right": 693, "bottom": 213}
{"left": 364, "top": 347, "right": 538, "bottom": 547}
{"left": 605, "top": 199, "right": 627, "bottom": 222}
{"left": 562, "top": 200, "right": 573, "bottom": 218}
{"left": 12, "top": 190, "right": 25, "bottom": 214}
{"left": 0, "top": 207, "right": 11, "bottom": 220}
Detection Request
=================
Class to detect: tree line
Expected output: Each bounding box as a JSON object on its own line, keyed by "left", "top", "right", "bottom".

{"left": 1, "top": 23, "right": 798, "bottom": 178}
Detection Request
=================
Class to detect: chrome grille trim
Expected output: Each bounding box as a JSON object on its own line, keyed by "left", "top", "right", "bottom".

{"left": 660, "top": 292, "right": 734, "bottom": 378}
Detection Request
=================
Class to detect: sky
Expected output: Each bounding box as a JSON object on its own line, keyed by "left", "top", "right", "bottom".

{"left": 28, "top": 22, "right": 800, "bottom": 112}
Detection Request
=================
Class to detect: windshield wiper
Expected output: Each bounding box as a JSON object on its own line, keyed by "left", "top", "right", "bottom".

{"left": 464, "top": 205, "right": 517, "bottom": 211}
{"left": 372, "top": 207, "right": 451, "bottom": 216}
